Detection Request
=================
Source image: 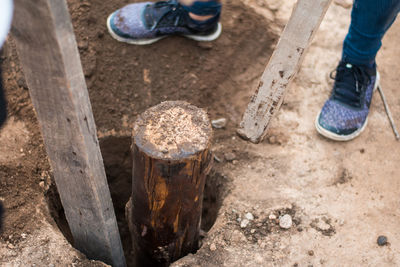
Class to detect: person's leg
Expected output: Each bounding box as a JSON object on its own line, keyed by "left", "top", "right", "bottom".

{"left": 107, "top": 0, "right": 222, "bottom": 45}
{"left": 342, "top": 0, "right": 400, "bottom": 66}
{"left": 316, "top": 0, "right": 400, "bottom": 141}
{"left": 179, "top": 0, "right": 218, "bottom": 21}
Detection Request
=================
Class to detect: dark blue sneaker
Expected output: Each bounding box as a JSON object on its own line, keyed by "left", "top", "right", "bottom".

{"left": 107, "top": 0, "right": 222, "bottom": 45}
{"left": 315, "top": 61, "right": 379, "bottom": 141}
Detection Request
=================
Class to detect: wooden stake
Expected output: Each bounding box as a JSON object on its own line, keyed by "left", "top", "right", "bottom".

{"left": 127, "top": 101, "right": 213, "bottom": 266}
{"left": 237, "top": 0, "right": 332, "bottom": 143}
{"left": 11, "top": 0, "right": 126, "bottom": 266}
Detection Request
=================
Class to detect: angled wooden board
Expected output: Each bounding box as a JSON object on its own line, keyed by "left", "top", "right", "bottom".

{"left": 11, "top": 0, "right": 126, "bottom": 266}
{"left": 238, "top": 0, "right": 333, "bottom": 143}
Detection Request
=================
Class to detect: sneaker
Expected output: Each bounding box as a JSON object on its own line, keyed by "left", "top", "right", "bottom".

{"left": 315, "top": 61, "right": 379, "bottom": 141}
{"left": 106, "top": 0, "right": 222, "bottom": 45}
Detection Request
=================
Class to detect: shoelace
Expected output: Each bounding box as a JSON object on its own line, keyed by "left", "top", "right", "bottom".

{"left": 330, "top": 62, "right": 371, "bottom": 108}
{"left": 148, "top": 0, "right": 186, "bottom": 30}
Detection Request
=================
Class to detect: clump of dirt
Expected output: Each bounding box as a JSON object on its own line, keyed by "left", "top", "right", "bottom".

{"left": 333, "top": 168, "right": 352, "bottom": 185}
{"left": 310, "top": 217, "right": 336, "bottom": 237}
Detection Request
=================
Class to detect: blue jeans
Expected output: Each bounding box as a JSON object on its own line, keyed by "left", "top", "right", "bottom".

{"left": 342, "top": 0, "right": 400, "bottom": 66}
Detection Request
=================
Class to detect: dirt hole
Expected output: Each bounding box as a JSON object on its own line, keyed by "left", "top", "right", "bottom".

{"left": 46, "top": 136, "right": 230, "bottom": 266}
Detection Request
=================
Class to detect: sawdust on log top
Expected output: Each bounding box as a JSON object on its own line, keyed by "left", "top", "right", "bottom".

{"left": 133, "top": 101, "right": 212, "bottom": 160}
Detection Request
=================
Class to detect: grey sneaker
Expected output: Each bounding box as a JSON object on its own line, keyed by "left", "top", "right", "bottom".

{"left": 107, "top": 0, "right": 222, "bottom": 45}
{"left": 315, "top": 61, "right": 379, "bottom": 141}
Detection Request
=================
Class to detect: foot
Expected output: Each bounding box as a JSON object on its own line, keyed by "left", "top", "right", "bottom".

{"left": 107, "top": 0, "right": 222, "bottom": 45}
{"left": 315, "top": 61, "right": 379, "bottom": 141}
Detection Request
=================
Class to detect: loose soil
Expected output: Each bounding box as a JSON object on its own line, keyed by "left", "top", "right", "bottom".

{"left": 1, "top": 0, "right": 400, "bottom": 266}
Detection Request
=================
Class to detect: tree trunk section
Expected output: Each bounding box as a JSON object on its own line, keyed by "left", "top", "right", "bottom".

{"left": 127, "top": 101, "right": 213, "bottom": 266}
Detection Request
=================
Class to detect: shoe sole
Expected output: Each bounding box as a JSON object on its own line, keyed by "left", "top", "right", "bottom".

{"left": 106, "top": 14, "right": 222, "bottom": 45}
{"left": 315, "top": 71, "right": 380, "bottom": 141}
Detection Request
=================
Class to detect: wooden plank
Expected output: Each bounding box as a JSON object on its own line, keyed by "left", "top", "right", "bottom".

{"left": 237, "top": 0, "right": 332, "bottom": 143}
{"left": 127, "top": 101, "right": 213, "bottom": 266}
{"left": 11, "top": 0, "right": 126, "bottom": 266}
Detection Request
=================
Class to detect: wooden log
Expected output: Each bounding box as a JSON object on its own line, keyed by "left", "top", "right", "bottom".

{"left": 237, "top": 0, "right": 332, "bottom": 143}
{"left": 127, "top": 101, "right": 213, "bottom": 266}
{"left": 11, "top": 0, "right": 126, "bottom": 266}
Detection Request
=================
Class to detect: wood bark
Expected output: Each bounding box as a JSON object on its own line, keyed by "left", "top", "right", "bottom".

{"left": 11, "top": 0, "right": 126, "bottom": 266}
{"left": 127, "top": 101, "right": 213, "bottom": 266}
{"left": 238, "top": 0, "right": 333, "bottom": 143}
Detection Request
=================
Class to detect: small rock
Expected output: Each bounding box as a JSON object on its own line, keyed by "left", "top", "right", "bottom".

{"left": 211, "top": 118, "right": 227, "bottom": 129}
{"left": 245, "top": 212, "right": 254, "bottom": 221}
{"left": 17, "top": 77, "right": 28, "bottom": 90}
{"left": 240, "top": 219, "right": 250, "bottom": 228}
{"left": 297, "top": 226, "right": 303, "bottom": 232}
{"left": 279, "top": 214, "right": 293, "bottom": 229}
{"left": 269, "top": 213, "right": 277, "bottom": 220}
{"left": 225, "top": 152, "right": 236, "bottom": 162}
{"left": 39, "top": 181, "right": 45, "bottom": 188}
{"left": 197, "top": 42, "right": 213, "bottom": 50}
{"left": 213, "top": 155, "right": 222, "bottom": 163}
{"left": 7, "top": 243, "right": 14, "bottom": 249}
{"left": 268, "top": 135, "right": 277, "bottom": 144}
{"left": 308, "top": 250, "right": 314, "bottom": 256}
{"left": 209, "top": 243, "right": 217, "bottom": 251}
{"left": 250, "top": 229, "right": 256, "bottom": 234}
{"left": 77, "top": 40, "right": 89, "bottom": 50}
{"left": 21, "top": 233, "right": 27, "bottom": 239}
{"left": 377, "top": 235, "right": 388, "bottom": 246}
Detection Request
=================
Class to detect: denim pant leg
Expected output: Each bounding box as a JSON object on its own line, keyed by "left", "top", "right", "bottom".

{"left": 342, "top": 0, "right": 400, "bottom": 66}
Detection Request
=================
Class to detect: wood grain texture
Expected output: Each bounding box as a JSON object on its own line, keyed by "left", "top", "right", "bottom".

{"left": 238, "top": 0, "right": 332, "bottom": 143}
{"left": 128, "top": 101, "right": 213, "bottom": 266}
{"left": 11, "top": 0, "right": 126, "bottom": 266}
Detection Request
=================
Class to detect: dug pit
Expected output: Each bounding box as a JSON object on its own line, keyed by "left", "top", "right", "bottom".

{"left": 46, "top": 135, "right": 231, "bottom": 266}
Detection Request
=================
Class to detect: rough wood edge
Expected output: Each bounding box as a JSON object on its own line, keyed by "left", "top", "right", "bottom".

{"left": 238, "top": 0, "right": 333, "bottom": 143}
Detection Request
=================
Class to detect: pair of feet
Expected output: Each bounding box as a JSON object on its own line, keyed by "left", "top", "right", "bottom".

{"left": 107, "top": 1, "right": 378, "bottom": 141}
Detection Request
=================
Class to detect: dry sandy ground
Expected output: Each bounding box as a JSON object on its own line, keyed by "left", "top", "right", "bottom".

{"left": 1, "top": 0, "right": 400, "bottom": 266}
